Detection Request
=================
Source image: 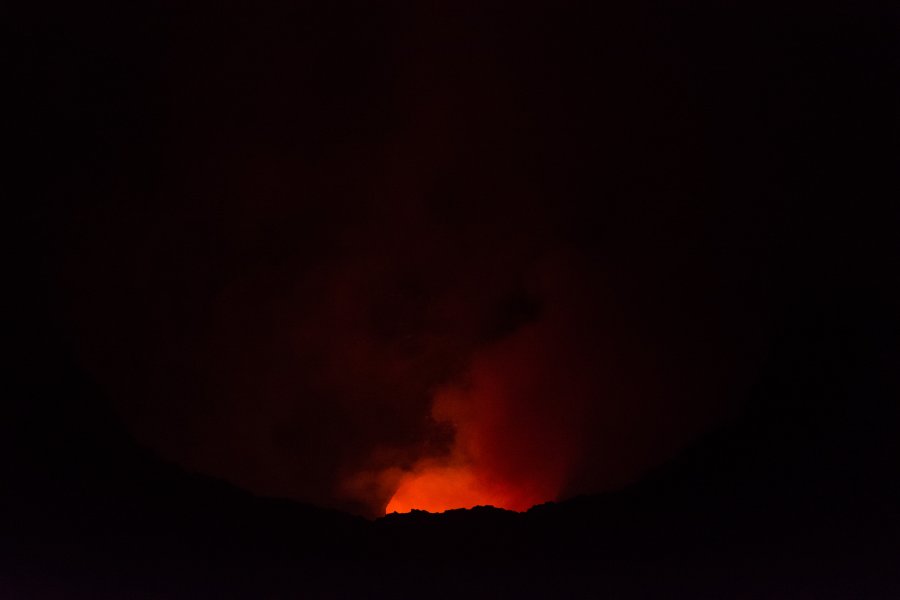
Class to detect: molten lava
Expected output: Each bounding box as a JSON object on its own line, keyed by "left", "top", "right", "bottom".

{"left": 385, "top": 465, "right": 540, "bottom": 513}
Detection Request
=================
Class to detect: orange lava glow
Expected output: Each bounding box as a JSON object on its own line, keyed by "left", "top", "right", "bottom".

{"left": 385, "top": 465, "right": 539, "bottom": 513}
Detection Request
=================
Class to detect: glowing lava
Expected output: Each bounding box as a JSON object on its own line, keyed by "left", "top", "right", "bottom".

{"left": 385, "top": 465, "right": 536, "bottom": 513}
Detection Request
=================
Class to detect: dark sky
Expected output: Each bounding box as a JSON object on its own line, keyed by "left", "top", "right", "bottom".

{"left": 11, "top": 0, "right": 900, "bottom": 518}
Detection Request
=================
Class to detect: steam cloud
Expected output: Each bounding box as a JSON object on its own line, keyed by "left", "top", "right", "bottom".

{"left": 342, "top": 255, "right": 603, "bottom": 514}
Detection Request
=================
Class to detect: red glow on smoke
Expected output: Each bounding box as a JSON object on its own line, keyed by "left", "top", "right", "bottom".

{"left": 384, "top": 304, "right": 587, "bottom": 514}
{"left": 385, "top": 466, "right": 531, "bottom": 513}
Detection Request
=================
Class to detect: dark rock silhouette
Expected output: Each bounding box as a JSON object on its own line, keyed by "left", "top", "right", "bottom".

{"left": 3, "top": 323, "right": 898, "bottom": 597}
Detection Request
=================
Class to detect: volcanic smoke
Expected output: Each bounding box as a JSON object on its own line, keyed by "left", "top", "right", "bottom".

{"left": 380, "top": 262, "right": 597, "bottom": 514}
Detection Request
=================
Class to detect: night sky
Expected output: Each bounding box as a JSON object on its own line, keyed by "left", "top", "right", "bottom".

{"left": 10, "top": 0, "right": 900, "bottom": 532}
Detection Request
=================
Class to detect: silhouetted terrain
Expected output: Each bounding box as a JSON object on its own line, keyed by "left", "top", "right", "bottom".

{"left": 3, "top": 320, "right": 899, "bottom": 598}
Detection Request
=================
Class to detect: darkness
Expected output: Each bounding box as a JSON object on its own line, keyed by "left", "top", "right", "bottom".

{"left": 5, "top": 0, "right": 900, "bottom": 597}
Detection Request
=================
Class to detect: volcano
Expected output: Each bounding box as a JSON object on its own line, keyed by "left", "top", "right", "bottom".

{"left": 8, "top": 0, "right": 900, "bottom": 596}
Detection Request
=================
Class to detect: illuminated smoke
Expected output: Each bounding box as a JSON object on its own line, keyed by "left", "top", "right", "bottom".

{"left": 375, "top": 258, "right": 599, "bottom": 514}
